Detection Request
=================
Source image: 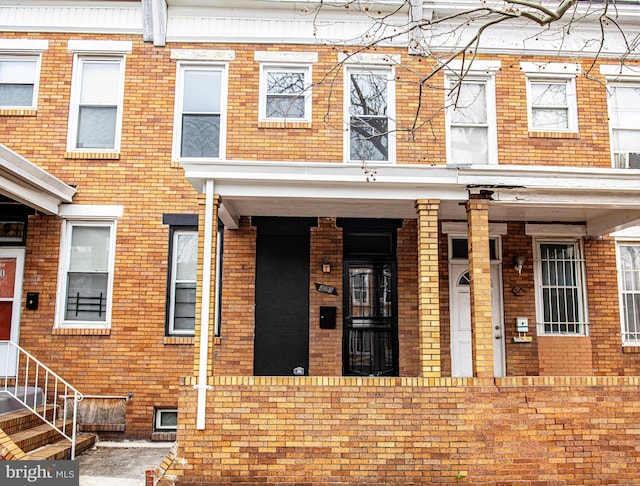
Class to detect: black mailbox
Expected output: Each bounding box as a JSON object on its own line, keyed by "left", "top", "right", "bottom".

{"left": 319, "top": 306, "right": 336, "bottom": 329}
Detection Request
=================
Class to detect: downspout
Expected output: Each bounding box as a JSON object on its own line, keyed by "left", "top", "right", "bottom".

{"left": 195, "top": 179, "right": 214, "bottom": 430}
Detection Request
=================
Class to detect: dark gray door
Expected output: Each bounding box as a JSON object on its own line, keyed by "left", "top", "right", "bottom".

{"left": 253, "top": 218, "right": 313, "bottom": 376}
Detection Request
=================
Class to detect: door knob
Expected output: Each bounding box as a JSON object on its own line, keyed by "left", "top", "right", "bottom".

{"left": 495, "top": 335, "right": 501, "bottom": 340}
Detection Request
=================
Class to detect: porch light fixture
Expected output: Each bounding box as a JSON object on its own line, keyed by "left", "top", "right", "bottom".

{"left": 513, "top": 255, "right": 525, "bottom": 274}
{"left": 322, "top": 257, "right": 331, "bottom": 273}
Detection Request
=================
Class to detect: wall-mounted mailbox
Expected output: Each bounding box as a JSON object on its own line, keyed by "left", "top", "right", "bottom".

{"left": 319, "top": 306, "right": 336, "bottom": 329}
{"left": 26, "top": 292, "right": 39, "bottom": 310}
{"left": 516, "top": 317, "right": 529, "bottom": 332}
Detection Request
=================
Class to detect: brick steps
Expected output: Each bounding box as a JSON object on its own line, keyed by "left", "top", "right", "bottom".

{"left": 0, "top": 407, "right": 95, "bottom": 460}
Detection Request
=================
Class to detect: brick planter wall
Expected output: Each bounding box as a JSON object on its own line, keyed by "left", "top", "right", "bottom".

{"left": 173, "top": 376, "right": 640, "bottom": 485}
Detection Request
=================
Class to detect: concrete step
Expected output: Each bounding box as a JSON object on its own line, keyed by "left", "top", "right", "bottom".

{"left": 0, "top": 387, "right": 43, "bottom": 414}
{"left": 26, "top": 433, "right": 96, "bottom": 460}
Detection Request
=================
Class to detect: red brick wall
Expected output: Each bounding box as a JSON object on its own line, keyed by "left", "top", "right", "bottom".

{"left": 175, "top": 376, "right": 640, "bottom": 485}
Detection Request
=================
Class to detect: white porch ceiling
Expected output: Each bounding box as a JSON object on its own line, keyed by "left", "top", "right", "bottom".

{"left": 181, "top": 160, "right": 640, "bottom": 236}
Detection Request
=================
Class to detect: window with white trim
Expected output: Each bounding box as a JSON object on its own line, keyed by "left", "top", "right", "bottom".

{"left": 67, "top": 56, "right": 125, "bottom": 151}
{"left": 526, "top": 78, "right": 578, "bottom": 132}
{"left": 534, "top": 239, "right": 588, "bottom": 335}
{"left": 345, "top": 66, "right": 395, "bottom": 162}
{"left": 446, "top": 77, "right": 497, "bottom": 165}
{"left": 167, "top": 229, "right": 197, "bottom": 335}
{"left": 154, "top": 408, "right": 178, "bottom": 431}
{"left": 259, "top": 65, "right": 311, "bottom": 122}
{"left": 173, "top": 62, "right": 227, "bottom": 159}
{"left": 617, "top": 242, "right": 640, "bottom": 345}
{"left": 57, "top": 220, "right": 116, "bottom": 327}
{"left": 607, "top": 84, "right": 640, "bottom": 169}
{"left": 0, "top": 55, "right": 41, "bottom": 109}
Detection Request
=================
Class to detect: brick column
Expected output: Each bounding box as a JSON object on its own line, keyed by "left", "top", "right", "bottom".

{"left": 415, "top": 199, "right": 441, "bottom": 377}
{"left": 192, "top": 192, "right": 221, "bottom": 378}
{"left": 465, "top": 196, "right": 494, "bottom": 378}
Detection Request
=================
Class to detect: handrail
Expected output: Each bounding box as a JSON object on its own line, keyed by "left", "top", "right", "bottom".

{"left": 0, "top": 341, "right": 82, "bottom": 459}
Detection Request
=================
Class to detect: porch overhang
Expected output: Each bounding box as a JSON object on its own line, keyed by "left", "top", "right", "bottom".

{"left": 0, "top": 143, "right": 76, "bottom": 215}
{"left": 181, "top": 160, "right": 640, "bottom": 236}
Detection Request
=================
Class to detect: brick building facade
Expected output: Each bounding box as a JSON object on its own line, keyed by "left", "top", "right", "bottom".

{"left": 1, "top": 0, "right": 640, "bottom": 483}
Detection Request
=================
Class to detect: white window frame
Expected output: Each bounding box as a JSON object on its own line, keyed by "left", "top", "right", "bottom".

{"left": 154, "top": 408, "right": 178, "bottom": 431}
{"left": 616, "top": 238, "right": 640, "bottom": 346}
{"left": 0, "top": 54, "right": 42, "bottom": 110}
{"left": 343, "top": 59, "right": 396, "bottom": 164}
{"left": 168, "top": 229, "right": 198, "bottom": 336}
{"left": 258, "top": 63, "right": 312, "bottom": 122}
{"left": 55, "top": 220, "right": 117, "bottom": 329}
{"left": 172, "top": 61, "right": 229, "bottom": 161}
{"left": 66, "top": 54, "right": 126, "bottom": 153}
{"left": 525, "top": 76, "right": 578, "bottom": 132}
{"left": 444, "top": 61, "right": 499, "bottom": 166}
{"left": 602, "top": 76, "right": 640, "bottom": 168}
{"left": 55, "top": 205, "right": 121, "bottom": 329}
{"left": 532, "top": 237, "right": 589, "bottom": 336}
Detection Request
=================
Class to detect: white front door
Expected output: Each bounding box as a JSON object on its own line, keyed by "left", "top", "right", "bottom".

{"left": 450, "top": 263, "right": 505, "bottom": 377}
{"left": 0, "top": 248, "right": 25, "bottom": 376}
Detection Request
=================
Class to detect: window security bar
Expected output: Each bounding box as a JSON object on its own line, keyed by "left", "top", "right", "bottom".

{"left": 68, "top": 292, "right": 105, "bottom": 317}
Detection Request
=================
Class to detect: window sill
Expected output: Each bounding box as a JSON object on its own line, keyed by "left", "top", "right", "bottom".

{"left": 528, "top": 131, "right": 579, "bottom": 139}
{"left": 0, "top": 109, "right": 36, "bottom": 116}
{"left": 258, "top": 120, "right": 312, "bottom": 129}
{"left": 65, "top": 151, "right": 120, "bottom": 160}
{"left": 151, "top": 431, "right": 176, "bottom": 442}
{"left": 52, "top": 327, "right": 111, "bottom": 336}
{"left": 622, "top": 345, "right": 640, "bottom": 353}
{"left": 164, "top": 336, "right": 194, "bottom": 345}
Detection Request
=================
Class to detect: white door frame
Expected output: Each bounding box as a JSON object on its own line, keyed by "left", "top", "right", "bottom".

{"left": 0, "top": 247, "right": 25, "bottom": 376}
{"left": 448, "top": 239, "right": 506, "bottom": 377}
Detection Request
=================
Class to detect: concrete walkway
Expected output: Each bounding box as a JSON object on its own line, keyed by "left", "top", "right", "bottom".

{"left": 78, "top": 440, "right": 172, "bottom": 486}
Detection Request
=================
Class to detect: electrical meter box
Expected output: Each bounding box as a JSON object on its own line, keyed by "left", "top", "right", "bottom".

{"left": 516, "top": 317, "right": 529, "bottom": 332}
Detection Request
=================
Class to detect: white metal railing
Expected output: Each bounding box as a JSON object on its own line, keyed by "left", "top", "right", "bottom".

{"left": 0, "top": 341, "right": 82, "bottom": 459}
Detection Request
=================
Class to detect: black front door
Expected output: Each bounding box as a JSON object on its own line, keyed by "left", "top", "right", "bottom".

{"left": 340, "top": 219, "right": 399, "bottom": 376}
{"left": 253, "top": 217, "right": 314, "bottom": 376}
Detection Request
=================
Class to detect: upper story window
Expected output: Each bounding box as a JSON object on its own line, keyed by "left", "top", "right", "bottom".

{"left": 171, "top": 50, "right": 233, "bottom": 161}
{"left": 521, "top": 63, "right": 580, "bottom": 134}
{"left": 66, "top": 41, "right": 130, "bottom": 153}
{"left": 342, "top": 54, "right": 397, "bottom": 163}
{"left": 260, "top": 66, "right": 311, "bottom": 121}
{"left": 602, "top": 70, "right": 640, "bottom": 169}
{"left": 0, "top": 39, "right": 48, "bottom": 112}
{"left": 617, "top": 241, "right": 640, "bottom": 346}
{"left": 55, "top": 205, "right": 122, "bottom": 329}
{"left": 0, "top": 56, "right": 40, "bottom": 109}
{"left": 445, "top": 61, "right": 500, "bottom": 165}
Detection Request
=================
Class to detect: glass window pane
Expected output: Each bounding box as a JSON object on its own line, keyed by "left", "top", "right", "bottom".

{"left": 450, "top": 82, "right": 487, "bottom": 124}
{"left": 350, "top": 72, "right": 387, "bottom": 117}
{"left": 0, "top": 85, "right": 33, "bottom": 106}
{"left": 532, "top": 108, "right": 568, "bottom": 130}
{"left": 175, "top": 233, "right": 197, "bottom": 281}
{"left": 267, "top": 71, "right": 304, "bottom": 95}
{"left": 0, "top": 59, "right": 36, "bottom": 83}
{"left": 77, "top": 106, "right": 117, "bottom": 149}
{"left": 173, "top": 283, "right": 196, "bottom": 330}
{"left": 450, "top": 126, "right": 488, "bottom": 165}
{"left": 181, "top": 114, "right": 220, "bottom": 158}
{"left": 65, "top": 272, "right": 108, "bottom": 321}
{"left": 531, "top": 82, "right": 567, "bottom": 106}
{"left": 350, "top": 116, "right": 388, "bottom": 161}
{"left": 266, "top": 95, "right": 305, "bottom": 118}
{"left": 159, "top": 411, "right": 178, "bottom": 428}
{"left": 80, "top": 61, "right": 120, "bottom": 105}
{"left": 610, "top": 86, "right": 640, "bottom": 128}
{"left": 69, "top": 226, "right": 111, "bottom": 272}
{"left": 183, "top": 70, "right": 221, "bottom": 113}
{"left": 612, "top": 129, "right": 640, "bottom": 152}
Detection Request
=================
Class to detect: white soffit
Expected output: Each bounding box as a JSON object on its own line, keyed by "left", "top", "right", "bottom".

{"left": 0, "top": 143, "right": 75, "bottom": 215}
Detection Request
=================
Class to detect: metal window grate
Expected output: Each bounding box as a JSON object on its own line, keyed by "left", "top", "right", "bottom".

{"left": 67, "top": 292, "right": 105, "bottom": 317}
